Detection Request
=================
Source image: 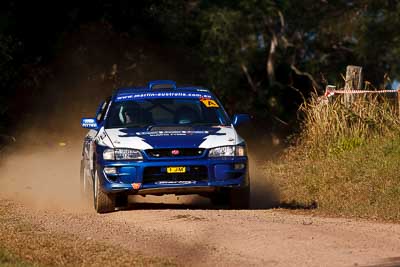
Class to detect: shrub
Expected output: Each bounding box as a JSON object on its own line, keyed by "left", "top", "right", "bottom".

{"left": 263, "top": 93, "right": 400, "bottom": 221}
{"left": 299, "top": 94, "right": 400, "bottom": 156}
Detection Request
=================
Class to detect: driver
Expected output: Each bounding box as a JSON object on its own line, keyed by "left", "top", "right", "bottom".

{"left": 124, "top": 110, "right": 136, "bottom": 124}
{"left": 122, "top": 102, "right": 141, "bottom": 125}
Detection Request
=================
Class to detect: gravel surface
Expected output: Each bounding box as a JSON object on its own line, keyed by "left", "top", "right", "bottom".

{"left": 1, "top": 198, "right": 400, "bottom": 267}
{"left": 1, "top": 145, "right": 400, "bottom": 266}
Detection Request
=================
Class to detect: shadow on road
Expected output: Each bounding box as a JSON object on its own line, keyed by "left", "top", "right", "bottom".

{"left": 363, "top": 257, "right": 400, "bottom": 267}
{"left": 123, "top": 202, "right": 215, "bottom": 211}
{"left": 117, "top": 193, "right": 317, "bottom": 212}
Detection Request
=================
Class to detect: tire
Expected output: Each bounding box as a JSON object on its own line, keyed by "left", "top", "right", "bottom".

{"left": 80, "top": 159, "right": 85, "bottom": 195}
{"left": 80, "top": 159, "right": 91, "bottom": 204}
{"left": 229, "top": 186, "right": 250, "bottom": 209}
{"left": 93, "top": 170, "right": 115, "bottom": 213}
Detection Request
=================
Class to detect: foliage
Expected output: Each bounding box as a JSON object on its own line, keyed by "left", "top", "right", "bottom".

{"left": 0, "top": 35, "right": 18, "bottom": 87}
{"left": 0, "top": 34, "right": 19, "bottom": 131}
{"left": 1, "top": 0, "right": 400, "bottom": 130}
{"left": 197, "top": 1, "right": 278, "bottom": 111}
{"left": 356, "top": 1, "right": 400, "bottom": 82}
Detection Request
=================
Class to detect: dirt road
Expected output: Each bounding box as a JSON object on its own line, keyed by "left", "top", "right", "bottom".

{"left": 1, "top": 144, "right": 400, "bottom": 267}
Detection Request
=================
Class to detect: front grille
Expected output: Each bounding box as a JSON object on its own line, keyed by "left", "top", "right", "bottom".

{"left": 143, "top": 166, "right": 208, "bottom": 184}
{"left": 146, "top": 148, "right": 205, "bottom": 158}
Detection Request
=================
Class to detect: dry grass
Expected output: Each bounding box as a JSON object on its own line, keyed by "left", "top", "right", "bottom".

{"left": 0, "top": 201, "right": 175, "bottom": 267}
{"left": 299, "top": 94, "right": 400, "bottom": 156}
{"left": 264, "top": 94, "right": 400, "bottom": 221}
{"left": 0, "top": 248, "right": 37, "bottom": 267}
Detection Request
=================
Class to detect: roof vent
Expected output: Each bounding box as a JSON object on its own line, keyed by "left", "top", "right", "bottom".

{"left": 147, "top": 80, "right": 177, "bottom": 90}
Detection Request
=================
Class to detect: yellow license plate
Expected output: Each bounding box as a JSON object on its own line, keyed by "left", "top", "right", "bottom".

{"left": 167, "top": 167, "right": 186, "bottom": 173}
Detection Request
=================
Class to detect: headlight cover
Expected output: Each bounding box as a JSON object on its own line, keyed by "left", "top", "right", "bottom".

{"left": 208, "top": 145, "right": 246, "bottom": 157}
{"left": 103, "top": 148, "right": 143, "bottom": 160}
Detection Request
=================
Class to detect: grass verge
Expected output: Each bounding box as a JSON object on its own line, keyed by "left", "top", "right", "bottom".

{"left": 264, "top": 95, "right": 400, "bottom": 221}
{"left": 0, "top": 248, "right": 37, "bottom": 267}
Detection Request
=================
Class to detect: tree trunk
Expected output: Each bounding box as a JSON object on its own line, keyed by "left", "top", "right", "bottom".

{"left": 240, "top": 63, "right": 257, "bottom": 93}
{"left": 267, "top": 32, "right": 278, "bottom": 84}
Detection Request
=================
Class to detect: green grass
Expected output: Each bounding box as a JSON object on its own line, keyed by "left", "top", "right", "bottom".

{"left": 264, "top": 95, "right": 400, "bottom": 221}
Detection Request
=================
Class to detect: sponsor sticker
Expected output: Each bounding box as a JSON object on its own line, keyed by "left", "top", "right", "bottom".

{"left": 155, "top": 181, "right": 196, "bottom": 185}
{"left": 136, "top": 130, "right": 209, "bottom": 137}
{"left": 116, "top": 92, "right": 213, "bottom": 102}
{"left": 95, "top": 131, "right": 107, "bottom": 142}
{"left": 82, "top": 123, "right": 97, "bottom": 128}
{"left": 200, "top": 98, "right": 219, "bottom": 108}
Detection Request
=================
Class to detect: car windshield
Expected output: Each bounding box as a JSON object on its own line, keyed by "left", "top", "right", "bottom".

{"left": 105, "top": 98, "right": 230, "bottom": 129}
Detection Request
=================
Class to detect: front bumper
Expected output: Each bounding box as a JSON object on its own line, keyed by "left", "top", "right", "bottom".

{"left": 96, "top": 157, "right": 249, "bottom": 195}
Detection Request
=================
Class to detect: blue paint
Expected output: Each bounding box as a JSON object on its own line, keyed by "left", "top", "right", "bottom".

{"left": 147, "top": 80, "right": 177, "bottom": 90}
{"left": 232, "top": 114, "right": 251, "bottom": 126}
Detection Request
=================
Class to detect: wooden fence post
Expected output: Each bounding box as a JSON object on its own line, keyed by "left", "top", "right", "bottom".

{"left": 397, "top": 86, "right": 400, "bottom": 118}
{"left": 344, "top": 65, "right": 363, "bottom": 106}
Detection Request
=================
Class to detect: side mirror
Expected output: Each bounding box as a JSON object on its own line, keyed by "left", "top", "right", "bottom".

{"left": 232, "top": 114, "right": 251, "bottom": 127}
{"left": 81, "top": 118, "right": 99, "bottom": 129}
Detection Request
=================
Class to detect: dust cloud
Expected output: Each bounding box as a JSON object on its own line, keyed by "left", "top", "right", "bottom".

{"left": 0, "top": 129, "right": 86, "bottom": 211}
{"left": 239, "top": 122, "right": 283, "bottom": 209}
{"left": 248, "top": 155, "right": 280, "bottom": 209}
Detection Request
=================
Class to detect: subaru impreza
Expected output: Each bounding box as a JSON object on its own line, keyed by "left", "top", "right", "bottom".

{"left": 80, "top": 80, "right": 250, "bottom": 213}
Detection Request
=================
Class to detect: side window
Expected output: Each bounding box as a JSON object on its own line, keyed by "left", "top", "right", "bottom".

{"left": 96, "top": 97, "right": 111, "bottom": 122}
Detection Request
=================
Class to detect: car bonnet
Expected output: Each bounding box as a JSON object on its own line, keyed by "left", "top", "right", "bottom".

{"left": 103, "top": 126, "right": 241, "bottom": 149}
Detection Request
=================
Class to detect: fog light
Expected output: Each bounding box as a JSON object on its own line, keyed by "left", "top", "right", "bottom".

{"left": 234, "top": 163, "right": 245, "bottom": 170}
{"left": 104, "top": 167, "right": 117, "bottom": 175}
{"left": 132, "top": 183, "right": 141, "bottom": 190}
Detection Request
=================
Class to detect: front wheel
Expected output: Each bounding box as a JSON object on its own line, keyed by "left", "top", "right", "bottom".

{"left": 93, "top": 170, "right": 115, "bottom": 213}
{"left": 80, "top": 159, "right": 91, "bottom": 204}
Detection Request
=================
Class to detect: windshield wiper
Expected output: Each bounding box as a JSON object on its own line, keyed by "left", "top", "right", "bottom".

{"left": 146, "top": 125, "right": 155, "bottom": 131}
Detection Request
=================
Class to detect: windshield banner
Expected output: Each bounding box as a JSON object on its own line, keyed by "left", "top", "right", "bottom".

{"left": 115, "top": 92, "right": 213, "bottom": 102}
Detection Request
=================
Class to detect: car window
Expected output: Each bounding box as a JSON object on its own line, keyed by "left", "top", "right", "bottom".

{"left": 105, "top": 98, "right": 228, "bottom": 129}
{"left": 96, "top": 97, "right": 111, "bottom": 122}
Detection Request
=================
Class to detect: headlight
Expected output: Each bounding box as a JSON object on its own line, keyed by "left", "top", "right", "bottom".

{"left": 208, "top": 145, "right": 246, "bottom": 157}
{"left": 103, "top": 149, "right": 115, "bottom": 160}
{"left": 103, "top": 148, "right": 143, "bottom": 160}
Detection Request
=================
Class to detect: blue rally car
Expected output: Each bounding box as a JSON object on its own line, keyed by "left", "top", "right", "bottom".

{"left": 80, "top": 80, "right": 250, "bottom": 213}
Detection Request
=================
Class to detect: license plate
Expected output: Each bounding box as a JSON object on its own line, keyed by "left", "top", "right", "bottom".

{"left": 167, "top": 167, "right": 186, "bottom": 173}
